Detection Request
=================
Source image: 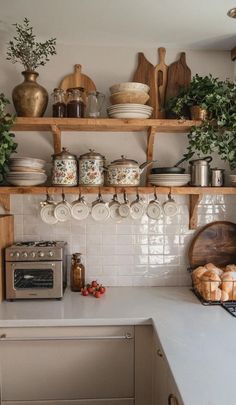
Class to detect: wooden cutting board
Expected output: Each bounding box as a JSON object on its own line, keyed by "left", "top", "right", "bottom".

{"left": 59, "top": 64, "right": 96, "bottom": 92}
{"left": 165, "top": 52, "right": 191, "bottom": 107}
{"left": 188, "top": 221, "right": 236, "bottom": 268}
{"left": 132, "top": 48, "right": 168, "bottom": 118}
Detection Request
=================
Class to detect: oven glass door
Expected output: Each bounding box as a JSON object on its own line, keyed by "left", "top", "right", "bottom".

{"left": 14, "top": 267, "right": 54, "bottom": 290}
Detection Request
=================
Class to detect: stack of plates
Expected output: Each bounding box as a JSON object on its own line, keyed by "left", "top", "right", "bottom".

{"left": 6, "top": 157, "right": 47, "bottom": 186}
{"left": 229, "top": 175, "right": 236, "bottom": 187}
{"left": 148, "top": 173, "right": 191, "bottom": 187}
{"left": 107, "top": 104, "right": 153, "bottom": 119}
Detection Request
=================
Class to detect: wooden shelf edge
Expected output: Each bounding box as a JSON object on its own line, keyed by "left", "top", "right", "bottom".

{"left": 0, "top": 186, "right": 235, "bottom": 195}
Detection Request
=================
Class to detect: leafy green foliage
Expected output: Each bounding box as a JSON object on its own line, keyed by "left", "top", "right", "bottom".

{"left": 168, "top": 74, "right": 236, "bottom": 170}
{"left": 6, "top": 18, "right": 56, "bottom": 71}
{"left": 0, "top": 94, "right": 17, "bottom": 182}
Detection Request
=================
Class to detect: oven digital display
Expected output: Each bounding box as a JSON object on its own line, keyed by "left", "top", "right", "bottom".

{"left": 14, "top": 269, "right": 54, "bottom": 289}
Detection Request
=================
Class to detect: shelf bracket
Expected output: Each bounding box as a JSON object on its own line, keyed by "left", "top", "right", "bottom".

{"left": 51, "top": 125, "right": 62, "bottom": 153}
{"left": 189, "top": 194, "right": 202, "bottom": 230}
{"left": 0, "top": 194, "right": 10, "bottom": 213}
{"left": 146, "top": 126, "right": 157, "bottom": 185}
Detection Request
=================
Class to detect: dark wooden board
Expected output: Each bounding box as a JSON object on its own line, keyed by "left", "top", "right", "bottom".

{"left": 165, "top": 52, "right": 191, "bottom": 106}
{"left": 188, "top": 221, "right": 236, "bottom": 268}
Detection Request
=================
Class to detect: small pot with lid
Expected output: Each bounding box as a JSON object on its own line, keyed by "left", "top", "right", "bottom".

{"left": 79, "top": 149, "right": 105, "bottom": 186}
{"left": 106, "top": 155, "right": 153, "bottom": 186}
{"left": 52, "top": 147, "right": 78, "bottom": 186}
{"left": 189, "top": 156, "right": 212, "bottom": 186}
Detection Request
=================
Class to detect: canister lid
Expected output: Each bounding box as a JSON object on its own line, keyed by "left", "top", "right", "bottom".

{"left": 110, "top": 155, "right": 139, "bottom": 167}
{"left": 52, "top": 147, "right": 77, "bottom": 160}
{"left": 79, "top": 149, "right": 105, "bottom": 160}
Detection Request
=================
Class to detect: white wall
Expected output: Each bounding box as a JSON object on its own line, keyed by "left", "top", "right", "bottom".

{"left": 0, "top": 43, "right": 235, "bottom": 286}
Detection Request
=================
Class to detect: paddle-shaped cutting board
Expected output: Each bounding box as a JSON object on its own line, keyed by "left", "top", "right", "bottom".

{"left": 165, "top": 52, "right": 191, "bottom": 105}
{"left": 188, "top": 221, "right": 236, "bottom": 268}
{"left": 59, "top": 64, "right": 96, "bottom": 92}
{"left": 133, "top": 48, "right": 168, "bottom": 118}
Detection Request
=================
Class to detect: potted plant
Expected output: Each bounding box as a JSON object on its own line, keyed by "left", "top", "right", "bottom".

{"left": 167, "top": 74, "right": 220, "bottom": 120}
{"left": 0, "top": 93, "right": 17, "bottom": 182}
{"left": 6, "top": 17, "right": 56, "bottom": 117}
{"left": 179, "top": 78, "right": 236, "bottom": 170}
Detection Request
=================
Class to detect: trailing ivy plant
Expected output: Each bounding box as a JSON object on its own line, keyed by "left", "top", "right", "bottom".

{"left": 168, "top": 75, "right": 236, "bottom": 170}
{"left": 0, "top": 94, "right": 17, "bottom": 182}
{"left": 6, "top": 17, "right": 56, "bottom": 71}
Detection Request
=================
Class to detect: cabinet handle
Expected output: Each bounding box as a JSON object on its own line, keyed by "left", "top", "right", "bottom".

{"left": 0, "top": 332, "right": 133, "bottom": 342}
{"left": 168, "top": 394, "right": 179, "bottom": 405}
{"left": 157, "top": 348, "right": 163, "bottom": 358}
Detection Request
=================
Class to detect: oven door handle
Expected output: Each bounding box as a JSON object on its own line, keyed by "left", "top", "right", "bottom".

{"left": 0, "top": 333, "right": 133, "bottom": 342}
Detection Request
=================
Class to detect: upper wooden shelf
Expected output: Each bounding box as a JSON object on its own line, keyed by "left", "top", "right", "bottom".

{"left": 12, "top": 117, "right": 201, "bottom": 133}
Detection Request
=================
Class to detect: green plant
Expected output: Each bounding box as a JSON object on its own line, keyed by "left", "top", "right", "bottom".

{"left": 0, "top": 94, "right": 17, "bottom": 182}
{"left": 6, "top": 17, "right": 56, "bottom": 71}
{"left": 168, "top": 74, "right": 236, "bottom": 170}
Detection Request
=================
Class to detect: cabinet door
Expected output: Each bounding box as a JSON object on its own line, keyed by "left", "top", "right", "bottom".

{"left": 0, "top": 326, "right": 134, "bottom": 401}
{"left": 152, "top": 332, "right": 168, "bottom": 405}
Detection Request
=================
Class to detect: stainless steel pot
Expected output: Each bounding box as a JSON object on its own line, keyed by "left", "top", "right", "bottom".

{"left": 78, "top": 149, "right": 105, "bottom": 186}
{"left": 190, "top": 156, "right": 212, "bottom": 186}
{"left": 52, "top": 147, "right": 78, "bottom": 186}
{"left": 105, "top": 155, "right": 153, "bottom": 186}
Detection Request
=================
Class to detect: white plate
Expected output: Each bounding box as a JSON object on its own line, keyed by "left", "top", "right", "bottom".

{"left": 108, "top": 103, "right": 153, "bottom": 110}
{"left": 91, "top": 202, "right": 110, "bottom": 221}
{"left": 40, "top": 204, "right": 58, "bottom": 224}
{"left": 71, "top": 202, "right": 90, "bottom": 220}
{"left": 108, "top": 112, "right": 152, "bottom": 119}
{"left": 149, "top": 174, "right": 190, "bottom": 178}
{"left": 54, "top": 202, "right": 71, "bottom": 222}
{"left": 9, "top": 157, "right": 46, "bottom": 169}
{"left": 149, "top": 180, "right": 189, "bottom": 186}
{"left": 6, "top": 178, "right": 47, "bottom": 186}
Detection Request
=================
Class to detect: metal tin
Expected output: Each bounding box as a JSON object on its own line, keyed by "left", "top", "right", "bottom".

{"left": 190, "top": 157, "right": 212, "bottom": 187}
{"left": 78, "top": 149, "right": 105, "bottom": 186}
{"left": 210, "top": 168, "right": 224, "bottom": 187}
{"left": 52, "top": 147, "right": 78, "bottom": 186}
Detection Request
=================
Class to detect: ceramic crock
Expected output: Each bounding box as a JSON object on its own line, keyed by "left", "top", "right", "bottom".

{"left": 106, "top": 155, "right": 153, "bottom": 186}
{"left": 78, "top": 149, "right": 105, "bottom": 186}
{"left": 52, "top": 148, "right": 78, "bottom": 186}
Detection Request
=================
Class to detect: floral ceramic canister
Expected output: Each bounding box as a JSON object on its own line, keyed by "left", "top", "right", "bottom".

{"left": 78, "top": 149, "right": 105, "bottom": 186}
{"left": 52, "top": 147, "right": 78, "bottom": 186}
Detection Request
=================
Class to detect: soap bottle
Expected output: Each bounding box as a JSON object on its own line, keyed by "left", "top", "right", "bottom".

{"left": 70, "top": 253, "right": 85, "bottom": 292}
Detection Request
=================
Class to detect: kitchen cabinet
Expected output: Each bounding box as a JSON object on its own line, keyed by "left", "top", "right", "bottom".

{"left": 152, "top": 331, "right": 183, "bottom": 405}
{"left": 0, "top": 326, "right": 134, "bottom": 403}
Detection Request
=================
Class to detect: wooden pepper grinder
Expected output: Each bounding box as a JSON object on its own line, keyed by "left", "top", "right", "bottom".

{"left": 70, "top": 253, "right": 85, "bottom": 292}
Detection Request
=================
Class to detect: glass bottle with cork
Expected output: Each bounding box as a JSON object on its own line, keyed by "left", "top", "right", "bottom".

{"left": 70, "top": 253, "right": 85, "bottom": 291}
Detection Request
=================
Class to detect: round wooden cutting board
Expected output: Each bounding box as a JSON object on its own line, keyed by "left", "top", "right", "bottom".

{"left": 188, "top": 221, "right": 236, "bottom": 268}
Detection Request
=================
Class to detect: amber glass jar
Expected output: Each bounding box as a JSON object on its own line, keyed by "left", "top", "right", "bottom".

{"left": 70, "top": 253, "right": 85, "bottom": 291}
{"left": 52, "top": 88, "right": 67, "bottom": 117}
{"left": 67, "top": 88, "right": 85, "bottom": 118}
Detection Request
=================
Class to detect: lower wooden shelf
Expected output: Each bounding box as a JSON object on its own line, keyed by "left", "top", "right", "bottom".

{"left": 0, "top": 186, "right": 234, "bottom": 230}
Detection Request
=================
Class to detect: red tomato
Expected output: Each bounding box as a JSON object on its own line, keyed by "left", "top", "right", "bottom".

{"left": 99, "top": 286, "right": 106, "bottom": 294}
{"left": 94, "top": 291, "right": 101, "bottom": 298}
{"left": 91, "top": 280, "right": 98, "bottom": 288}
{"left": 82, "top": 289, "right": 89, "bottom": 296}
{"left": 87, "top": 286, "right": 94, "bottom": 294}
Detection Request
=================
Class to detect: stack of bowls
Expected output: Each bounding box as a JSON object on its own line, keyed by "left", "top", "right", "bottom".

{"left": 108, "top": 82, "right": 152, "bottom": 119}
{"left": 6, "top": 157, "right": 47, "bottom": 186}
{"left": 148, "top": 173, "right": 191, "bottom": 187}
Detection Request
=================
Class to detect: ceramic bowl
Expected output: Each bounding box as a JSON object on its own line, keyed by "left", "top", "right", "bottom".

{"left": 109, "top": 82, "right": 150, "bottom": 95}
{"left": 110, "top": 91, "right": 149, "bottom": 105}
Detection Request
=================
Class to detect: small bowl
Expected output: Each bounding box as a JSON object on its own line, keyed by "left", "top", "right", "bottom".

{"left": 109, "top": 82, "right": 150, "bottom": 95}
{"left": 110, "top": 91, "right": 149, "bottom": 105}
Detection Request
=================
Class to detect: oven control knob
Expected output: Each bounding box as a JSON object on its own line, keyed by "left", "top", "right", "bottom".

{"left": 22, "top": 252, "right": 28, "bottom": 258}
{"left": 48, "top": 251, "right": 54, "bottom": 257}
{"left": 15, "top": 252, "right": 20, "bottom": 258}
{"left": 30, "top": 252, "right": 36, "bottom": 258}
{"left": 38, "top": 251, "right": 45, "bottom": 258}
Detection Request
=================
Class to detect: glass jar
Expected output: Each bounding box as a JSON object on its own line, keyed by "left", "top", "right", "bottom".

{"left": 52, "top": 88, "right": 67, "bottom": 117}
{"left": 67, "top": 88, "right": 85, "bottom": 118}
{"left": 51, "top": 147, "right": 78, "bottom": 186}
{"left": 70, "top": 253, "right": 85, "bottom": 292}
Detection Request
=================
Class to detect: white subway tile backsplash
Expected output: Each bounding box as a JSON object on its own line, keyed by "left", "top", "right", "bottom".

{"left": 9, "top": 193, "right": 236, "bottom": 287}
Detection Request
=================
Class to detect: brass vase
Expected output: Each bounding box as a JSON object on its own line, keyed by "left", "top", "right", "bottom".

{"left": 12, "top": 71, "right": 48, "bottom": 117}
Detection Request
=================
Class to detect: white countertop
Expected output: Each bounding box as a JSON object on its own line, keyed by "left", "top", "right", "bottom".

{"left": 0, "top": 286, "right": 235, "bottom": 405}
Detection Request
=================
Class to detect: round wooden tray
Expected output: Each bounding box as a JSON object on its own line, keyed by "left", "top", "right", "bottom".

{"left": 188, "top": 221, "right": 236, "bottom": 268}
